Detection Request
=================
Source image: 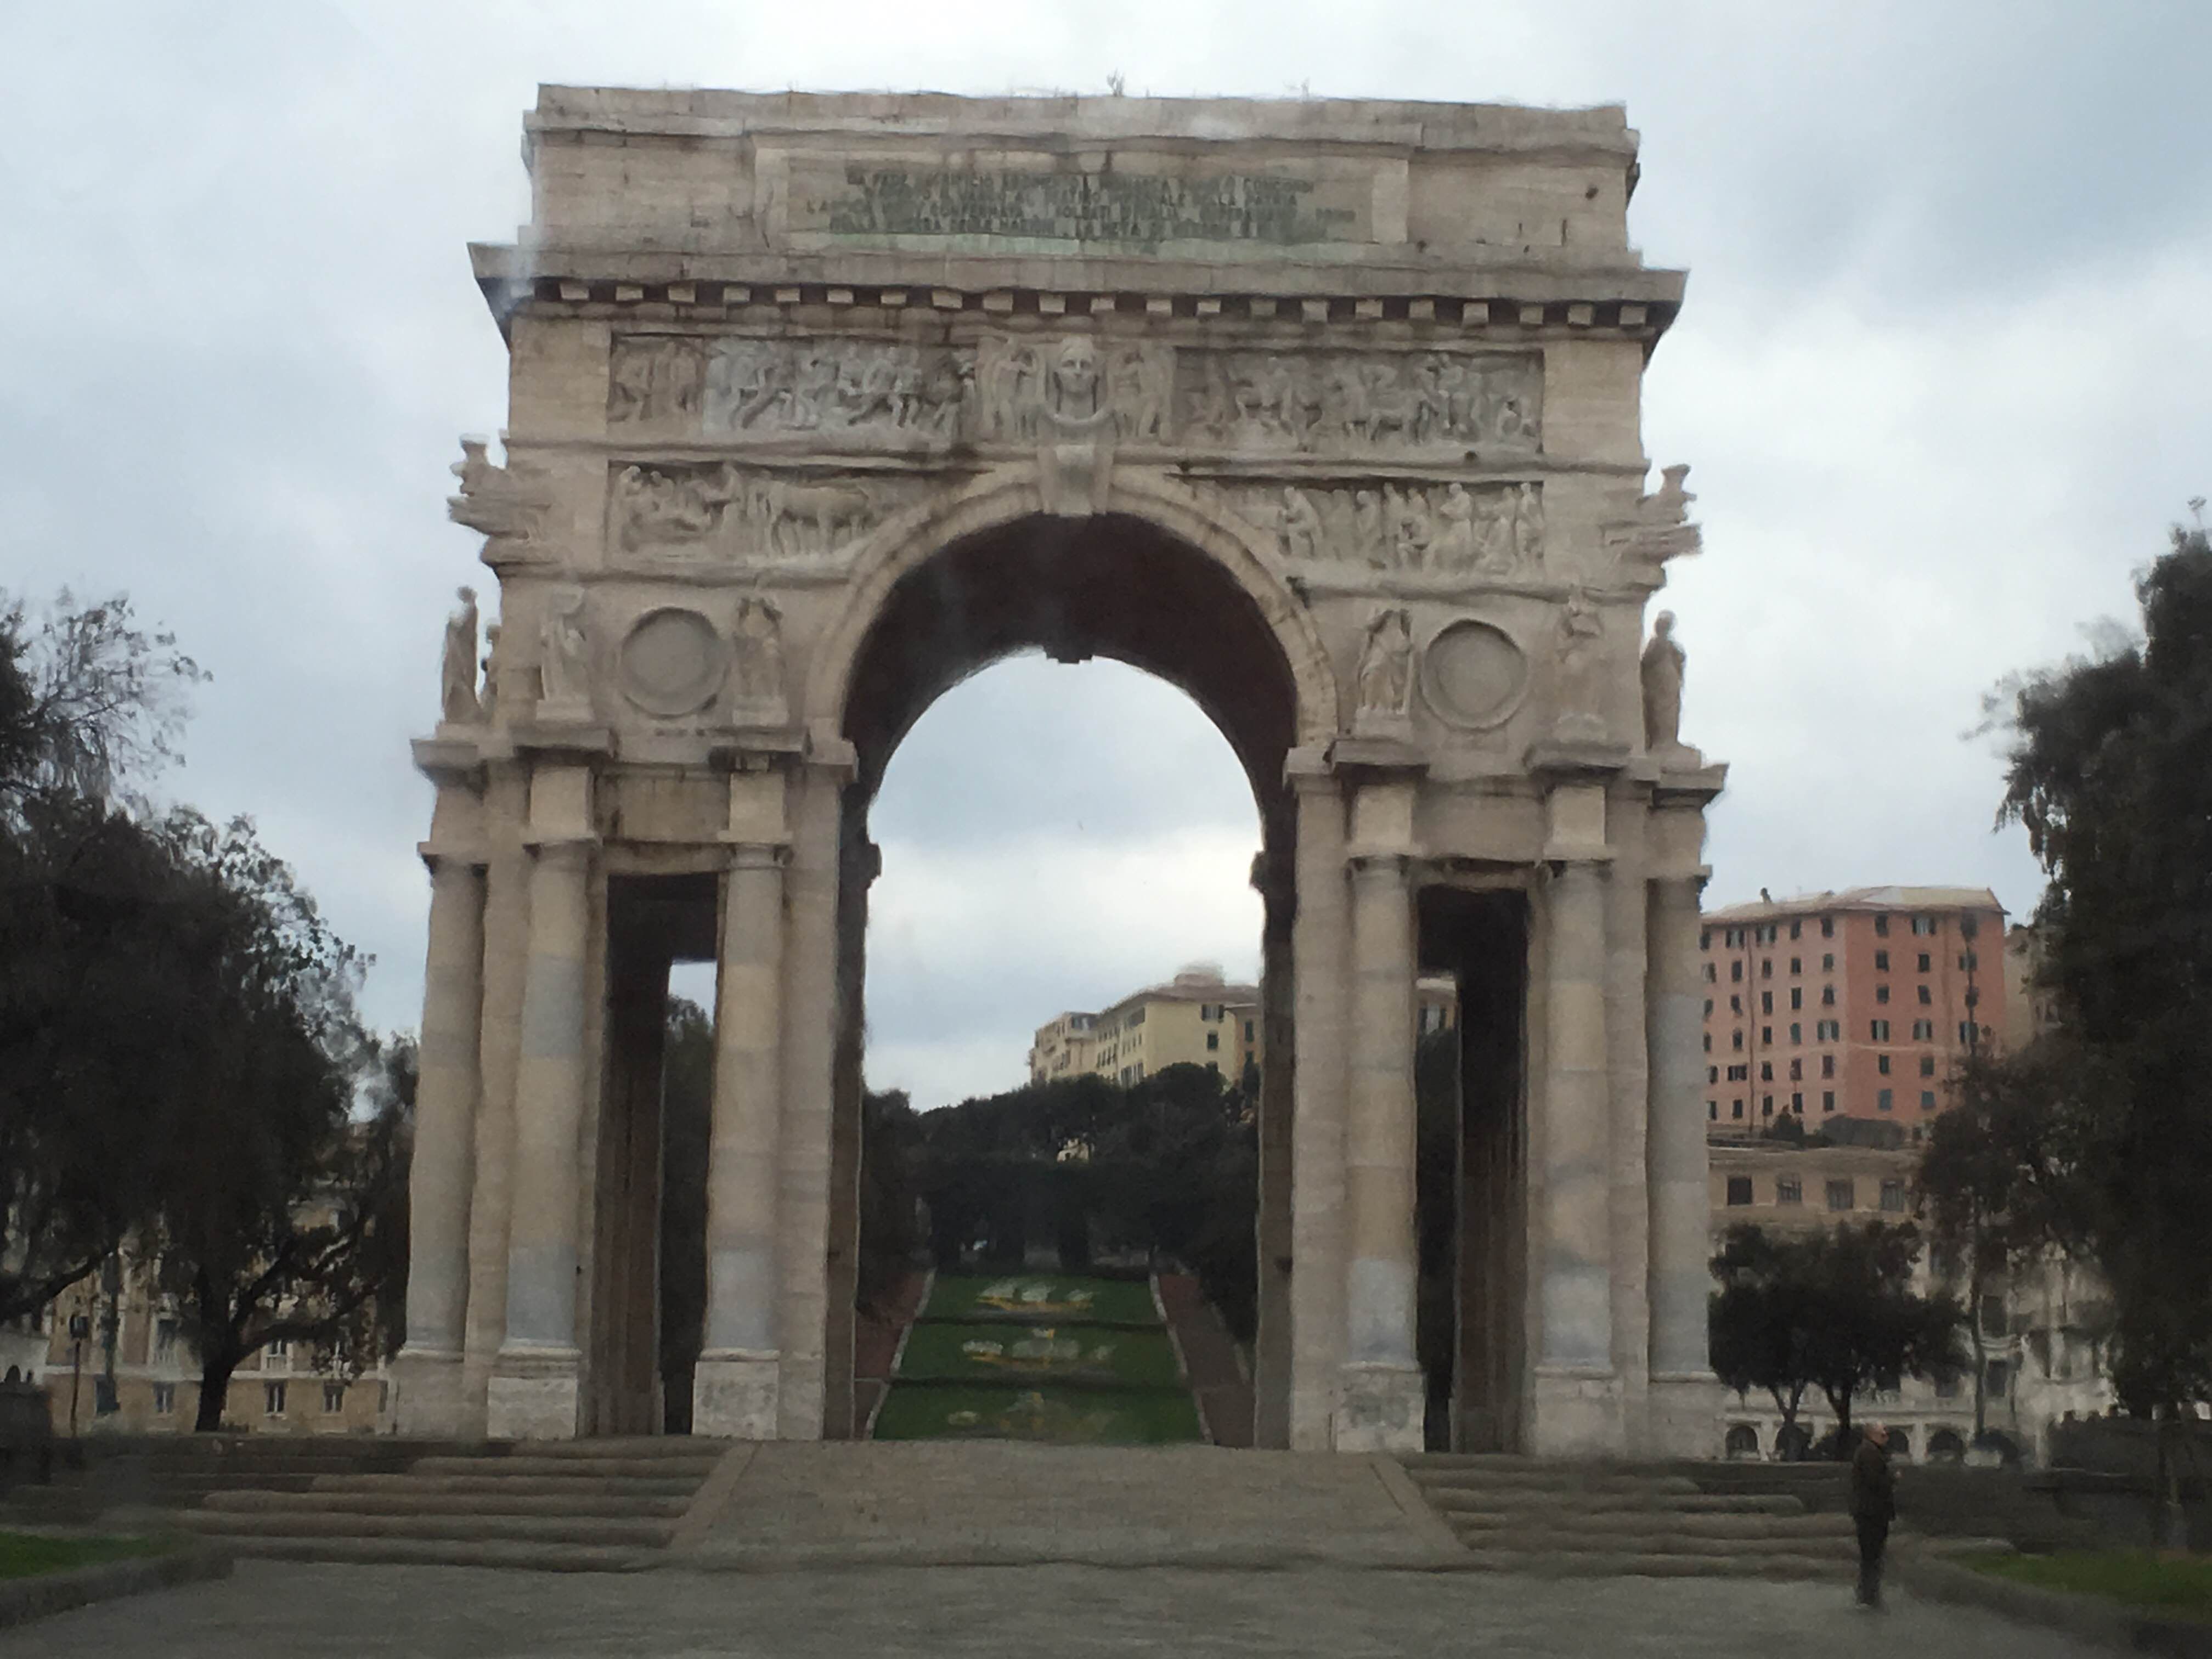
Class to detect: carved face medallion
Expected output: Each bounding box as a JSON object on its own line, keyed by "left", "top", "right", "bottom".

{"left": 618, "top": 608, "right": 728, "bottom": 717}
{"left": 1420, "top": 619, "right": 1530, "bottom": 730}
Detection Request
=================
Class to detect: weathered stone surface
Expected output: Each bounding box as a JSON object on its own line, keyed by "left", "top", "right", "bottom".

{"left": 411, "top": 87, "right": 1724, "bottom": 1459}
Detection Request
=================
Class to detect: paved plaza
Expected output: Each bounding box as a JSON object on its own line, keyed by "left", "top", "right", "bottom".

{"left": 14, "top": 1560, "right": 2106, "bottom": 1657}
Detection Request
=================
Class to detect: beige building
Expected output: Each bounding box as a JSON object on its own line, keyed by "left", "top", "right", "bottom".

{"left": 8, "top": 1254, "right": 391, "bottom": 1437}
{"left": 1029, "top": 966, "right": 1261, "bottom": 1088}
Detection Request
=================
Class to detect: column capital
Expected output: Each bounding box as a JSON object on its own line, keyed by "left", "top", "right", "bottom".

{"left": 524, "top": 834, "right": 596, "bottom": 867}
{"left": 411, "top": 735, "right": 487, "bottom": 790}
{"left": 1347, "top": 850, "right": 1413, "bottom": 882}
{"left": 417, "top": 842, "right": 488, "bottom": 874}
{"left": 725, "top": 841, "right": 793, "bottom": 872}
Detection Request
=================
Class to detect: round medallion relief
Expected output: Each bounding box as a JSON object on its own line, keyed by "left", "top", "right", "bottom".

{"left": 1420, "top": 619, "right": 1529, "bottom": 730}
{"left": 619, "top": 608, "right": 727, "bottom": 718}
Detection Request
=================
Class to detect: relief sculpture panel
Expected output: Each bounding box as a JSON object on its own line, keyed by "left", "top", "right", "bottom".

{"left": 609, "top": 336, "right": 972, "bottom": 443}
{"left": 1235, "top": 480, "right": 1545, "bottom": 576}
{"left": 974, "top": 336, "right": 1176, "bottom": 445}
{"left": 612, "top": 461, "right": 928, "bottom": 563}
{"left": 1181, "top": 349, "right": 1541, "bottom": 456}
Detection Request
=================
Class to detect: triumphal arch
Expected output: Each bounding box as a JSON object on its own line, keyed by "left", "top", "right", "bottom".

{"left": 394, "top": 87, "right": 1727, "bottom": 1456}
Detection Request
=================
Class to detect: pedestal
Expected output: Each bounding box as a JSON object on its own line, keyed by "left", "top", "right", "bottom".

{"left": 486, "top": 1347, "right": 582, "bottom": 1440}
{"left": 390, "top": 1347, "right": 466, "bottom": 1437}
{"left": 692, "top": 1350, "right": 782, "bottom": 1439}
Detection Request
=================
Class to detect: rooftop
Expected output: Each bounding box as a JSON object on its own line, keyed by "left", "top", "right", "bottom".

{"left": 1703, "top": 886, "right": 2005, "bottom": 926}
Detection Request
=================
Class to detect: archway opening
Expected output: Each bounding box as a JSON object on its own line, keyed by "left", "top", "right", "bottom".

{"left": 827, "top": 511, "right": 1310, "bottom": 1445}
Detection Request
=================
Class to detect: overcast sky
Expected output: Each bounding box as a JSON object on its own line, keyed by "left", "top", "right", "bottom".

{"left": 7, "top": 3, "right": 2208, "bottom": 1108}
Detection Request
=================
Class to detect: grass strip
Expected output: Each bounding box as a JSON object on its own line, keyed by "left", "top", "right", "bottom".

{"left": 897, "top": 1321, "right": 1184, "bottom": 1389}
{"left": 0, "top": 1533, "right": 167, "bottom": 1582}
{"left": 871, "top": 1384, "right": 1203, "bottom": 1444}
{"left": 923, "top": 1273, "right": 1160, "bottom": 1327}
{"left": 1966, "top": 1550, "right": 2212, "bottom": 1620}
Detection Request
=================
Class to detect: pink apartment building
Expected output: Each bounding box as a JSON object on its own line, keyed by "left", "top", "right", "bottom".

{"left": 1699, "top": 887, "right": 2008, "bottom": 1139}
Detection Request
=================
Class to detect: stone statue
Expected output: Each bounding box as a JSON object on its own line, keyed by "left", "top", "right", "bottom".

{"left": 1605, "top": 462, "right": 1702, "bottom": 572}
{"left": 1039, "top": 336, "right": 1116, "bottom": 516}
{"left": 447, "top": 436, "right": 551, "bottom": 546}
{"left": 731, "top": 595, "right": 787, "bottom": 716}
{"left": 540, "top": 588, "right": 590, "bottom": 709}
{"left": 439, "top": 587, "right": 481, "bottom": 726}
{"left": 479, "top": 622, "right": 504, "bottom": 724}
{"left": 1553, "top": 588, "right": 1609, "bottom": 743}
{"left": 1640, "top": 610, "right": 1686, "bottom": 753}
{"left": 1278, "top": 487, "right": 1325, "bottom": 562}
{"left": 1356, "top": 607, "right": 1414, "bottom": 720}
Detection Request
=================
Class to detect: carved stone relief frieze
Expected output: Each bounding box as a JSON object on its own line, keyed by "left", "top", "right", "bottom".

{"left": 974, "top": 336, "right": 1175, "bottom": 445}
{"left": 1234, "top": 481, "right": 1545, "bottom": 576}
{"left": 612, "top": 462, "right": 927, "bottom": 563}
{"left": 1181, "top": 349, "right": 1541, "bottom": 456}
{"left": 609, "top": 336, "right": 971, "bottom": 444}
{"left": 1353, "top": 606, "right": 1415, "bottom": 736}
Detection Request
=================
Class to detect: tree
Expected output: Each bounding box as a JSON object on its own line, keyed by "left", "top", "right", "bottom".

{"left": 137, "top": 813, "right": 391, "bottom": 1430}
{"left": 1975, "top": 512, "right": 2212, "bottom": 1534}
{"left": 1710, "top": 1221, "right": 1967, "bottom": 1454}
{"left": 0, "top": 594, "right": 208, "bottom": 1327}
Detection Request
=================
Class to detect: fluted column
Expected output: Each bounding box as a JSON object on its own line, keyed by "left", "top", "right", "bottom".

{"left": 391, "top": 854, "right": 483, "bottom": 1434}
{"left": 1646, "top": 873, "right": 1716, "bottom": 1427}
{"left": 1335, "top": 847, "right": 1424, "bottom": 1451}
{"left": 693, "top": 843, "right": 788, "bottom": 1438}
{"left": 486, "top": 836, "right": 593, "bottom": 1438}
{"left": 1286, "top": 768, "right": 1350, "bottom": 1451}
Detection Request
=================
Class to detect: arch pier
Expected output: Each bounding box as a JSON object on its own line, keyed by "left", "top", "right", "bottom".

{"left": 396, "top": 88, "right": 1726, "bottom": 1456}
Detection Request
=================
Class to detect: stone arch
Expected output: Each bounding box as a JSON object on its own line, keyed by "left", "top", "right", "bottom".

{"left": 1723, "top": 1423, "right": 1760, "bottom": 1459}
{"left": 805, "top": 464, "right": 1344, "bottom": 796}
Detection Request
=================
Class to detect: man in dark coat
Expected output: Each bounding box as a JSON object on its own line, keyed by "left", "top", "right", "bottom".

{"left": 1849, "top": 1421, "right": 1897, "bottom": 1608}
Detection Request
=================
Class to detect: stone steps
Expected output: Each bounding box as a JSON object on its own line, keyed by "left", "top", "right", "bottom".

{"left": 1454, "top": 1548, "right": 1851, "bottom": 1578}
{"left": 1445, "top": 1511, "right": 1852, "bottom": 1544}
{"left": 172, "top": 1506, "right": 679, "bottom": 1547}
{"left": 1418, "top": 1486, "right": 1807, "bottom": 1516}
{"left": 308, "top": 1471, "right": 702, "bottom": 1498}
{"left": 201, "top": 1487, "right": 691, "bottom": 1519}
{"left": 409, "top": 1453, "right": 720, "bottom": 1481}
{"left": 193, "top": 1534, "right": 659, "bottom": 1572}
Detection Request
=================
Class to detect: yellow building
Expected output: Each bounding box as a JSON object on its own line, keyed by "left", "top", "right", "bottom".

{"left": 1030, "top": 965, "right": 1261, "bottom": 1088}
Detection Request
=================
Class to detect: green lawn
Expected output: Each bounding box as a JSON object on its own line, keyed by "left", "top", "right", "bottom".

{"left": 1967, "top": 1550, "right": 2212, "bottom": 1620}
{"left": 0, "top": 1532, "right": 165, "bottom": 1582}
{"left": 871, "top": 1384, "right": 1203, "bottom": 1444}
{"left": 898, "top": 1321, "right": 1184, "bottom": 1389}
{"left": 923, "top": 1273, "right": 1161, "bottom": 1325}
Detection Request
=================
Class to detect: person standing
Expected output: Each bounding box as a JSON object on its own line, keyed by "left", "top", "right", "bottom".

{"left": 1849, "top": 1421, "right": 1897, "bottom": 1609}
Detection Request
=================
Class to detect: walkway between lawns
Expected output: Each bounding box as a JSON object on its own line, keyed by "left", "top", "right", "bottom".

{"left": 870, "top": 1273, "right": 1203, "bottom": 1446}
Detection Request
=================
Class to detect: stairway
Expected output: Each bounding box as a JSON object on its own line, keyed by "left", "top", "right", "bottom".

{"left": 163, "top": 1438, "right": 727, "bottom": 1572}
{"left": 1398, "top": 1455, "right": 1861, "bottom": 1577}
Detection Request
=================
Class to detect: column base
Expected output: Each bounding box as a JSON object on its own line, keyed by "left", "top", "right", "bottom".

{"left": 1646, "top": 1370, "right": 1726, "bottom": 1458}
{"left": 486, "top": 1345, "right": 582, "bottom": 1440}
{"left": 692, "top": 1349, "right": 781, "bottom": 1440}
{"left": 1528, "top": 1365, "right": 1624, "bottom": 1456}
{"left": 390, "top": 1346, "right": 469, "bottom": 1437}
{"left": 1332, "top": 1362, "right": 1425, "bottom": 1452}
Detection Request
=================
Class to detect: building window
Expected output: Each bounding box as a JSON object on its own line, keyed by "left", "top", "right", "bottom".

{"left": 1917, "top": 952, "right": 1932, "bottom": 973}
{"left": 1826, "top": 1179, "right": 1855, "bottom": 1211}
{"left": 1985, "top": 1359, "right": 2012, "bottom": 1397}
{"left": 1822, "top": 1090, "right": 1836, "bottom": 1111}
{"left": 1777, "top": 1177, "right": 1803, "bottom": 1205}
{"left": 1878, "top": 1088, "right": 1893, "bottom": 1111}
{"left": 1918, "top": 1056, "right": 1936, "bottom": 1078}
{"left": 1730, "top": 994, "right": 1742, "bottom": 1014}
{"left": 1790, "top": 1091, "right": 1803, "bottom": 1114}
{"left": 1921, "top": 1090, "right": 1937, "bottom": 1110}
{"left": 1703, "top": 998, "right": 1713, "bottom": 1017}
{"left": 1244, "top": 1020, "right": 1255, "bottom": 1041}
{"left": 1960, "top": 951, "right": 1979, "bottom": 972}
{"left": 1708, "top": 1065, "right": 1719, "bottom": 1084}
{"left": 1958, "top": 1021, "right": 1976, "bottom": 1043}
{"left": 1205, "top": 1032, "right": 1220, "bottom": 1051}
{"left": 153, "top": 1383, "right": 176, "bottom": 1415}
{"left": 154, "top": 1318, "right": 178, "bottom": 1362}
{"left": 1708, "top": 1101, "right": 1718, "bottom": 1120}
{"left": 1789, "top": 956, "right": 1802, "bottom": 975}
{"left": 1727, "top": 1064, "right": 1748, "bottom": 1082}
{"left": 1912, "top": 915, "right": 1938, "bottom": 936}
{"left": 1815, "top": 1019, "right": 1840, "bottom": 1041}
{"left": 1790, "top": 987, "right": 1802, "bottom": 1011}
{"left": 1870, "top": 1019, "right": 1891, "bottom": 1041}
{"left": 268, "top": 1336, "right": 289, "bottom": 1359}
{"left": 1821, "top": 917, "right": 1835, "bottom": 938}
{"left": 1821, "top": 985, "right": 1836, "bottom": 1007}
{"left": 1732, "top": 1030, "right": 1743, "bottom": 1051}
{"left": 1918, "top": 984, "right": 1932, "bottom": 1005}
{"left": 1760, "top": 1060, "right": 1773, "bottom": 1082}
{"left": 1703, "top": 963, "right": 1716, "bottom": 983}
{"left": 1760, "top": 990, "right": 1773, "bottom": 1015}
{"left": 1701, "top": 930, "right": 1711, "bottom": 951}
{"left": 1874, "top": 949, "right": 1889, "bottom": 972}
{"left": 1762, "top": 1094, "right": 1774, "bottom": 1116}
{"left": 1726, "top": 1177, "right": 1753, "bottom": 1206}
{"left": 1789, "top": 1023, "right": 1802, "bottom": 1045}
{"left": 264, "top": 1380, "right": 287, "bottom": 1417}
{"left": 1760, "top": 1026, "right": 1773, "bottom": 1045}
{"left": 1731, "top": 1099, "right": 1744, "bottom": 1119}
{"left": 1878, "top": 1054, "right": 1892, "bottom": 1075}
{"left": 1703, "top": 1033, "right": 1712, "bottom": 1052}
{"left": 1731, "top": 961, "right": 1743, "bottom": 982}
{"left": 1880, "top": 1180, "right": 1907, "bottom": 1212}
{"left": 1788, "top": 1059, "right": 1803, "bottom": 1080}
{"left": 1874, "top": 915, "right": 1889, "bottom": 936}
{"left": 1821, "top": 952, "right": 1835, "bottom": 971}
{"left": 1876, "top": 984, "right": 1891, "bottom": 1005}
{"left": 323, "top": 1381, "right": 346, "bottom": 1414}
{"left": 1912, "top": 1019, "right": 1933, "bottom": 1041}
{"left": 1761, "top": 959, "right": 1773, "bottom": 979}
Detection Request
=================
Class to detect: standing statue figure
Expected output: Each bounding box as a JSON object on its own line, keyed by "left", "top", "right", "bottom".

{"left": 539, "top": 588, "right": 590, "bottom": 710}
{"left": 731, "top": 595, "right": 788, "bottom": 717}
{"left": 439, "top": 586, "right": 481, "bottom": 725}
{"left": 1356, "top": 607, "right": 1414, "bottom": 721}
{"left": 1553, "top": 588, "right": 1610, "bottom": 743}
{"left": 1640, "top": 610, "right": 1688, "bottom": 754}
{"left": 1038, "top": 336, "right": 1116, "bottom": 516}
{"left": 479, "top": 622, "right": 504, "bottom": 725}
{"left": 1278, "top": 487, "right": 1325, "bottom": 562}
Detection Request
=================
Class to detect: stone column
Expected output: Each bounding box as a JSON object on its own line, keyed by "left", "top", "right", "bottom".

{"left": 1334, "top": 766, "right": 1425, "bottom": 1453}
{"left": 392, "top": 853, "right": 483, "bottom": 1435}
{"left": 1605, "top": 802, "right": 1653, "bottom": 1450}
{"left": 1250, "top": 834, "right": 1296, "bottom": 1449}
{"left": 1646, "top": 869, "right": 1718, "bottom": 1443}
{"left": 693, "top": 842, "right": 788, "bottom": 1438}
{"left": 487, "top": 834, "right": 594, "bottom": 1438}
{"left": 1286, "top": 762, "right": 1350, "bottom": 1451}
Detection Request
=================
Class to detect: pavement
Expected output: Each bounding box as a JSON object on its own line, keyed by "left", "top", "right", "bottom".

{"left": 684, "top": 1442, "right": 1460, "bottom": 1568}
{"left": 8, "top": 1559, "right": 2119, "bottom": 1656}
